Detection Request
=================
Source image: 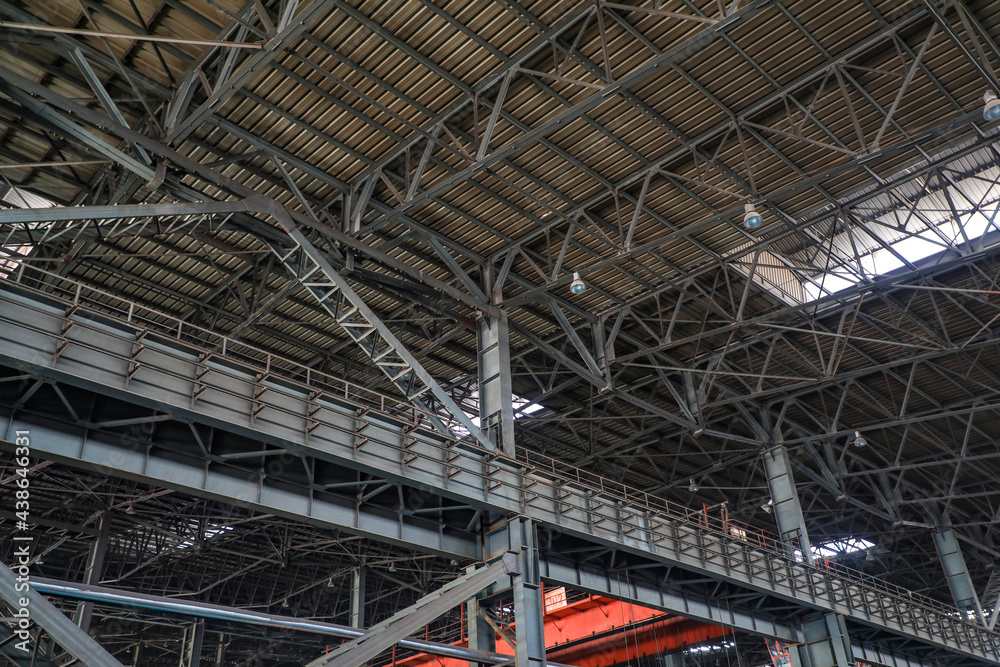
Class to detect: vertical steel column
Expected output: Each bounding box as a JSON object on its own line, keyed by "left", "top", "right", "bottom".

{"left": 75, "top": 513, "right": 109, "bottom": 634}
{"left": 466, "top": 566, "right": 496, "bottom": 667}
{"left": 788, "top": 614, "right": 854, "bottom": 667}
{"left": 933, "top": 529, "right": 985, "bottom": 624}
{"left": 179, "top": 620, "right": 205, "bottom": 667}
{"left": 477, "top": 312, "right": 515, "bottom": 456}
{"left": 350, "top": 566, "right": 366, "bottom": 629}
{"left": 484, "top": 518, "right": 545, "bottom": 667}
{"left": 763, "top": 445, "right": 814, "bottom": 564}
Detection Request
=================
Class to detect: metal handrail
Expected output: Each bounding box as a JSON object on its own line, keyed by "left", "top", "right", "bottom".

{"left": 2, "top": 268, "right": 998, "bottom": 652}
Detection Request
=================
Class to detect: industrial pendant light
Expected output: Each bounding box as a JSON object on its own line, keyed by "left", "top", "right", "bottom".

{"left": 852, "top": 430, "right": 867, "bottom": 448}
{"left": 688, "top": 478, "right": 699, "bottom": 493}
{"left": 743, "top": 203, "right": 763, "bottom": 230}
{"left": 985, "top": 91, "right": 1000, "bottom": 121}
{"left": 570, "top": 271, "right": 586, "bottom": 294}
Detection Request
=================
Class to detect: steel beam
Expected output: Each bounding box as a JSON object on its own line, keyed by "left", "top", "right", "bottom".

{"left": 165, "top": 0, "right": 338, "bottom": 145}
{"left": 0, "top": 201, "right": 250, "bottom": 224}
{"left": 934, "top": 529, "right": 986, "bottom": 625}
{"left": 267, "top": 218, "right": 493, "bottom": 449}
{"left": 0, "top": 284, "right": 997, "bottom": 663}
{"left": 788, "top": 614, "right": 854, "bottom": 667}
{"left": 764, "top": 445, "right": 815, "bottom": 565}
{"left": 477, "top": 312, "right": 515, "bottom": 456}
{"left": 31, "top": 577, "right": 513, "bottom": 664}
{"left": 349, "top": 567, "right": 366, "bottom": 629}
{"left": 306, "top": 553, "right": 519, "bottom": 667}
{"left": 0, "top": 561, "right": 126, "bottom": 667}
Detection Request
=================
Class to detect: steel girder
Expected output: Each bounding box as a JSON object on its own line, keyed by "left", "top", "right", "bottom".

{"left": 0, "top": 283, "right": 998, "bottom": 664}
{"left": 30, "top": 577, "right": 515, "bottom": 665}
{"left": 0, "top": 561, "right": 126, "bottom": 667}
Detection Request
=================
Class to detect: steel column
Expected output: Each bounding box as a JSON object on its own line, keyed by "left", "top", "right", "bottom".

{"left": 306, "top": 553, "right": 519, "bottom": 667}
{"left": 349, "top": 567, "right": 366, "bottom": 629}
{"left": 934, "top": 529, "right": 986, "bottom": 624}
{"left": 74, "top": 513, "right": 109, "bottom": 634}
{"left": 787, "top": 614, "right": 854, "bottom": 667}
{"left": 477, "top": 312, "right": 515, "bottom": 456}
{"left": 763, "top": 445, "right": 814, "bottom": 564}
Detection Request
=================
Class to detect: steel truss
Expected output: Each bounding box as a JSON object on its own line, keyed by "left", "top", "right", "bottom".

{"left": 0, "top": 280, "right": 997, "bottom": 664}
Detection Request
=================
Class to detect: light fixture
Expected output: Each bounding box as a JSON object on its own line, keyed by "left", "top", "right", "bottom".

{"left": 761, "top": 499, "right": 774, "bottom": 514}
{"left": 985, "top": 91, "right": 1000, "bottom": 121}
{"left": 449, "top": 559, "right": 459, "bottom": 567}
{"left": 124, "top": 504, "right": 135, "bottom": 515}
{"left": 282, "top": 599, "right": 290, "bottom": 608}
{"left": 388, "top": 564, "right": 397, "bottom": 573}
{"left": 852, "top": 430, "right": 867, "bottom": 448}
{"left": 743, "top": 203, "right": 763, "bottom": 230}
{"left": 570, "top": 272, "right": 586, "bottom": 294}
{"left": 688, "top": 478, "right": 699, "bottom": 493}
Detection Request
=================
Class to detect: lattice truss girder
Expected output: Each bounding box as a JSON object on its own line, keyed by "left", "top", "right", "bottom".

{"left": 4, "top": 0, "right": 1000, "bottom": 603}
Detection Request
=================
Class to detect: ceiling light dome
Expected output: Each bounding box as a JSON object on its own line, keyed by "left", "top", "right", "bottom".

{"left": 743, "top": 203, "right": 763, "bottom": 230}
{"left": 985, "top": 91, "right": 1000, "bottom": 121}
{"left": 570, "top": 271, "right": 586, "bottom": 294}
{"left": 852, "top": 430, "right": 867, "bottom": 448}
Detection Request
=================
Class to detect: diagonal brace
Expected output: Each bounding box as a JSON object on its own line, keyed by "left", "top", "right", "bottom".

{"left": 307, "top": 552, "right": 519, "bottom": 667}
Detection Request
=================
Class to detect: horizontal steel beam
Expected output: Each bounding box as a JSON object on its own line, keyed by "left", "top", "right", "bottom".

{"left": 0, "top": 201, "right": 249, "bottom": 224}
{"left": 33, "top": 577, "right": 509, "bottom": 664}
{"left": 0, "top": 284, "right": 996, "bottom": 663}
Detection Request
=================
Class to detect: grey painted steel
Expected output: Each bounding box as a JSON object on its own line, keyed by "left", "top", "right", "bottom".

{"left": 31, "top": 578, "right": 512, "bottom": 664}
{"left": 0, "top": 626, "right": 58, "bottom": 667}
{"left": 477, "top": 313, "right": 515, "bottom": 456}
{"left": 273, "top": 215, "right": 494, "bottom": 450}
{"left": 165, "top": 0, "right": 338, "bottom": 145}
{"left": 0, "top": 201, "right": 250, "bottom": 225}
{"left": 788, "top": 614, "right": 853, "bottom": 667}
{"left": 935, "top": 529, "right": 986, "bottom": 624}
{"left": 349, "top": 567, "right": 366, "bottom": 629}
{"left": 0, "top": 562, "right": 126, "bottom": 667}
{"left": 0, "top": 286, "right": 998, "bottom": 663}
{"left": 306, "top": 552, "right": 519, "bottom": 667}
{"left": 764, "top": 445, "right": 815, "bottom": 564}
{"left": 0, "top": 410, "right": 476, "bottom": 561}
{"left": 180, "top": 620, "right": 205, "bottom": 667}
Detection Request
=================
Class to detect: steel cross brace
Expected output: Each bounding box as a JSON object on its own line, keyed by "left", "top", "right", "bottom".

{"left": 260, "top": 199, "right": 494, "bottom": 450}
{"left": 306, "top": 552, "right": 520, "bottom": 667}
{"left": 0, "top": 560, "right": 126, "bottom": 667}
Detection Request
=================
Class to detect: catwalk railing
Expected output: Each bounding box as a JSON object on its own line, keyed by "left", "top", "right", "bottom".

{"left": 0, "top": 267, "right": 997, "bottom": 663}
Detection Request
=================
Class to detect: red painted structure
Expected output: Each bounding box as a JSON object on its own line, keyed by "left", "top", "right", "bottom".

{"left": 393, "top": 588, "right": 730, "bottom": 667}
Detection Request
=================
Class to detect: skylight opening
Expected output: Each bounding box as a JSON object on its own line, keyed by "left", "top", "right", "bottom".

{"left": 794, "top": 537, "right": 876, "bottom": 562}
{"left": 0, "top": 184, "right": 57, "bottom": 279}
{"left": 176, "top": 523, "right": 234, "bottom": 550}
{"left": 802, "top": 207, "right": 1000, "bottom": 302}
{"left": 727, "top": 143, "right": 1000, "bottom": 307}
{"left": 449, "top": 389, "right": 544, "bottom": 437}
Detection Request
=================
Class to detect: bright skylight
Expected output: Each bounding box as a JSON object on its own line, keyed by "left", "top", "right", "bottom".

{"left": 450, "top": 389, "right": 544, "bottom": 437}
{"left": 0, "top": 184, "right": 55, "bottom": 279}
{"left": 794, "top": 537, "right": 876, "bottom": 562}
{"left": 812, "top": 537, "right": 876, "bottom": 558}
{"left": 176, "top": 523, "right": 234, "bottom": 550}
{"left": 727, "top": 143, "right": 1000, "bottom": 306}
